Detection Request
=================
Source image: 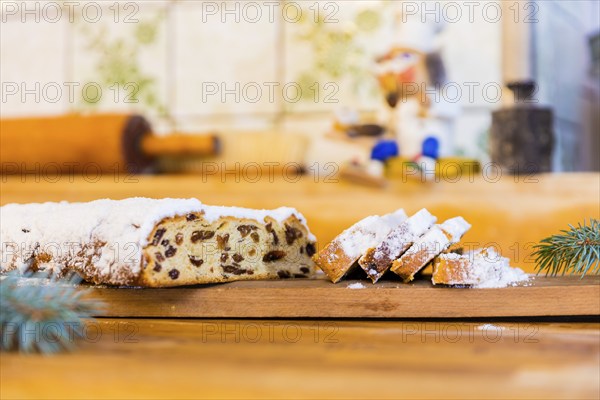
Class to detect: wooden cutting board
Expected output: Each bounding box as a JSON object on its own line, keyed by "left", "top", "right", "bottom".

{"left": 85, "top": 275, "right": 600, "bottom": 318}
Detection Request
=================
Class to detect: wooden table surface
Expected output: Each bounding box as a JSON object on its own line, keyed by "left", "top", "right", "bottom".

{"left": 1, "top": 173, "right": 599, "bottom": 399}
{"left": 1, "top": 318, "right": 598, "bottom": 400}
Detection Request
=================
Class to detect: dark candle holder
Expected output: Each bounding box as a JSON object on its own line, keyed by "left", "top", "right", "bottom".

{"left": 490, "top": 81, "right": 554, "bottom": 174}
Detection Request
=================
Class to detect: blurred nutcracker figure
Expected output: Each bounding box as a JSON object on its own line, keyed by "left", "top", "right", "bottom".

{"left": 374, "top": 8, "right": 459, "bottom": 159}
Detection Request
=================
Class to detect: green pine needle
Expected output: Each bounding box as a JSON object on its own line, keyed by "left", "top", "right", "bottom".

{"left": 1, "top": 271, "right": 104, "bottom": 354}
{"left": 532, "top": 219, "right": 600, "bottom": 278}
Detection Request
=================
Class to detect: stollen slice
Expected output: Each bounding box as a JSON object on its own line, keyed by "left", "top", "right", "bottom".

{"left": 432, "top": 247, "right": 529, "bottom": 288}
{"left": 390, "top": 216, "right": 471, "bottom": 282}
{"left": 358, "top": 208, "right": 437, "bottom": 283}
{"left": 313, "top": 209, "right": 407, "bottom": 283}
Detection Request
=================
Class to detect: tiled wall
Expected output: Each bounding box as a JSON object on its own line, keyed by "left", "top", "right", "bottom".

{"left": 6, "top": 0, "right": 575, "bottom": 164}
{"left": 3, "top": 2, "right": 409, "bottom": 120}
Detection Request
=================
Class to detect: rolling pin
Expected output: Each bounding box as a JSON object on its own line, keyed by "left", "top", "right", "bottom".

{"left": 0, "top": 114, "right": 219, "bottom": 174}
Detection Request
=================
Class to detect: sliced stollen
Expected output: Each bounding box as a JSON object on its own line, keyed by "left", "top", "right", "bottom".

{"left": 432, "top": 247, "right": 529, "bottom": 288}
{"left": 313, "top": 209, "right": 407, "bottom": 283}
{"left": 358, "top": 208, "right": 437, "bottom": 283}
{"left": 0, "top": 198, "right": 316, "bottom": 287}
{"left": 390, "top": 216, "right": 471, "bottom": 282}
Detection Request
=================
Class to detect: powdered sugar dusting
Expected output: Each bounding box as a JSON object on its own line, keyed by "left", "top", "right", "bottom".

{"left": 438, "top": 247, "right": 529, "bottom": 288}
{"left": 0, "top": 198, "right": 315, "bottom": 279}
{"left": 338, "top": 209, "right": 407, "bottom": 258}
{"left": 440, "top": 217, "right": 471, "bottom": 242}
{"left": 402, "top": 225, "right": 450, "bottom": 258}
{"left": 406, "top": 209, "right": 438, "bottom": 237}
{"left": 395, "top": 216, "right": 471, "bottom": 277}
{"left": 441, "top": 252, "right": 462, "bottom": 260}
{"left": 372, "top": 209, "right": 437, "bottom": 259}
{"left": 1, "top": 198, "right": 202, "bottom": 276}
{"left": 201, "top": 205, "right": 316, "bottom": 241}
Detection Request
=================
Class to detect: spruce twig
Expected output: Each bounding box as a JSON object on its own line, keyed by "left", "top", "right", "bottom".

{"left": 532, "top": 219, "right": 600, "bottom": 278}
{"left": 0, "top": 271, "right": 103, "bottom": 354}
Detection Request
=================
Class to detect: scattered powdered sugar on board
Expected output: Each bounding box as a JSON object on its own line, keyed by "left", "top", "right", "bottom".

{"left": 469, "top": 248, "right": 529, "bottom": 288}
{"left": 347, "top": 282, "right": 366, "bottom": 289}
{"left": 477, "top": 323, "right": 505, "bottom": 331}
{"left": 337, "top": 209, "right": 407, "bottom": 258}
{"left": 438, "top": 247, "right": 530, "bottom": 288}
{"left": 473, "top": 270, "right": 530, "bottom": 288}
{"left": 0, "top": 198, "right": 315, "bottom": 281}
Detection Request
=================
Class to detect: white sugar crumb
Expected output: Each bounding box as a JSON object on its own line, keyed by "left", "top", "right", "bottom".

{"left": 477, "top": 324, "right": 505, "bottom": 331}
{"left": 338, "top": 209, "right": 407, "bottom": 258}
{"left": 347, "top": 282, "right": 366, "bottom": 289}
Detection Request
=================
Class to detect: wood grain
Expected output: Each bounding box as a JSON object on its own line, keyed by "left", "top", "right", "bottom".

{"left": 81, "top": 276, "right": 600, "bottom": 318}
{"left": 2, "top": 318, "right": 599, "bottom": 399}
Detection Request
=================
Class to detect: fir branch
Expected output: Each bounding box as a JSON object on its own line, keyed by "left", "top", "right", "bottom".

{"left": 532, "top": 219, "right": 600, "bottom": 278}
{"left": 1, "top": 271, "right": 103, "bottom": 354}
